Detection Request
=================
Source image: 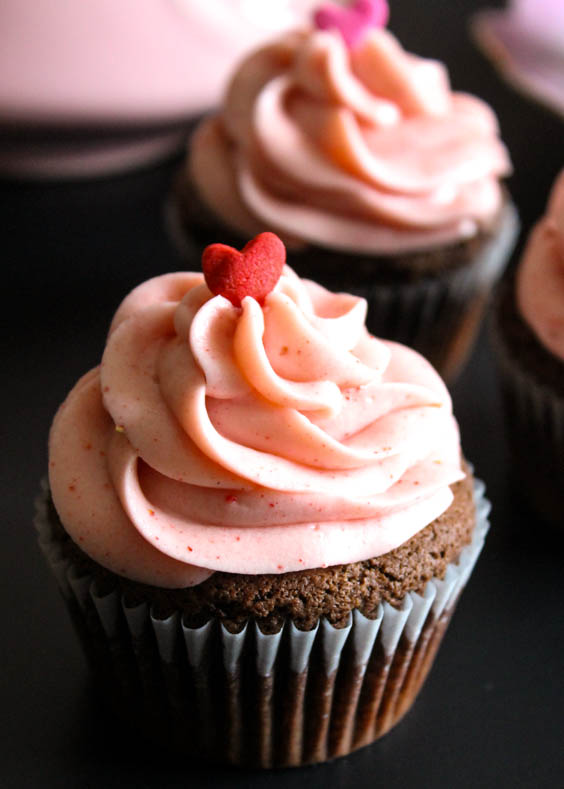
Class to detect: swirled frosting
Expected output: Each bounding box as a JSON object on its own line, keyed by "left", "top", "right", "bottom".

{"left": 516, "top": 170, "right": 564, "bottom": 361}
{"left": 189, "top": 26, "right": 511, "bottom": 254}
{"left": 49, "top": 266, "right": 464, "bottom": 589}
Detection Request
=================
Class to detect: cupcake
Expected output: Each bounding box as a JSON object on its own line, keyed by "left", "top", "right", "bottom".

{"left": 492, "top": 171, "right": 564, "bottom": 527}
{"left": 172, "top": 0, "right": 518, "bottom": 380}
{"left": 37, "top": 232, "right": 490, "bottom": 767}
{"left": 472, "top": 0, "right": 564, "bottom": 120}
{"left": 0, "top": 0, "right": 321, "bottom": 177}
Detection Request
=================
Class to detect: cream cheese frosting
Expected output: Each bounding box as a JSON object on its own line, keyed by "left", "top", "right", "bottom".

{"left": 189, "top": 26, "right": 511, "bottom": 254}
{"left": 516, "top": 170, "right": 564, "bottom": 361}
{"left": 49, "top": 263, "right": 465, "bottom": 589}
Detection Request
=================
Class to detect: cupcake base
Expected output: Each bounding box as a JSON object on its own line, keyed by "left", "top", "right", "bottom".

{"left": 35, "top": 479, "right": 489, "bottom": 768}
{"left": 167, "top": 180, "right": 518, "bottom": 382}
{"left": 492, "top": 281, "right": 564, "bottom": 527}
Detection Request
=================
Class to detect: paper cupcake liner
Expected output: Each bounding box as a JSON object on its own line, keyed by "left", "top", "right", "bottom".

{"left": 360, "top": 202, "right": 518, "bottom": 381}
{"left": 492, "top": 316, "right": 564, "bottom": 526}
{"left": 164, "top": 194, "right": 518, "bottom": 382}
{"left": 296, "top": 200, "right": 517, "bottom": 382}
{"left": 35, "top": 478, "right": 490, "bottom": 768}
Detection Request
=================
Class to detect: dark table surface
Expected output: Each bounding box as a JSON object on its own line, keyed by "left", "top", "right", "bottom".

{"left": 3, "top": 1, "right": 563, "bottom": 787}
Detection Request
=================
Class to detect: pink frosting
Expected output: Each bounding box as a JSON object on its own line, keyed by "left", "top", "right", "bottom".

{"left": 511, "top": 1, "right": 564, "bottom": 53}
{"left": 49, "top": 267, "right": 464, "bottom": 589}
{"left": 516, "top": 170, "right": 564, "bottom": 361}
{"left": 0, "top": 0, "right": 323, "bottom": 125}
{"left": 189, "top": 27, "right": 511, "bottom": 254}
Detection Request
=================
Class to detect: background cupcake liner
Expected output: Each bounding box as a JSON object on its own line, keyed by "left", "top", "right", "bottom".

{"left": 164, "top": 195, "right": 518, "bottom": 381}
{"left": 492, "top": 317, "right": 564, "bottom": 527}
{"left": 345, "top": 202, "right": 519, "bottom": 381}
{"left": 35, "top": 478, "right": 490, "bottom": 768}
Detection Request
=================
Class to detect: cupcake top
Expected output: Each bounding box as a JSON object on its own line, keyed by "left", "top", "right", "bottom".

{"left": 516, "top": 170, "right": 564, "bottom": 362}
{"left": 509, "top": 0, "right": 564, "bottom": 53}
{"left": 49, "top": 233, "right": 464, "bottom": 589}
{"left": 189, "top": 0, "right": 511, "bottom": 255}
{"left": 0, "top": 0, "right": 322, "bottom": 125}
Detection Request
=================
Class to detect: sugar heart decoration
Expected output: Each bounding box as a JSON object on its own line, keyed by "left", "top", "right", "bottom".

{"left": 314, "top": 0, "right": 389, "bottom": 49}
{"left": 202, "top": 232, "right": 286, "bottom": 308}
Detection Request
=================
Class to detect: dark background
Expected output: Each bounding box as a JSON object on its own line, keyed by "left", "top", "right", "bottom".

{"left": 2, "top": 1, "right": 563, "bottom": 787}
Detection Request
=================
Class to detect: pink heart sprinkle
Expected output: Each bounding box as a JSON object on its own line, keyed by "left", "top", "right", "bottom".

{"left": 314, "top": 0, "right": 389, "bottom": 49}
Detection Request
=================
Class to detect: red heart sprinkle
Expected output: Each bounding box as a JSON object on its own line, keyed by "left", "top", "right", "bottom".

{"left": 201, "top": 232, "right": 286, "bottom": 308}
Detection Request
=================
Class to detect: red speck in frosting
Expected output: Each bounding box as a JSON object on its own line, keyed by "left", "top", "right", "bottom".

{"left": 83, "top": 443, "right": 92, "bottom": 450}
{"left": 187, "top": 546, "right": 193, "bottom": 552}
{"left": 201, "top": 232, "right": 286, "bottom": 307}
{"left": 148, "top": 509, "right": 155, "bottom": 516}
{"left": 68, "top": 485, "right": 75, "bottom": 492}
{"left": 269, "top": 502, "right": 275, "bottom": 507}
{"left": 277, "top": 564, "right": 284, "bottom": 570}
{"left": 225, "top": 494, "right": 237, "bottom": 503}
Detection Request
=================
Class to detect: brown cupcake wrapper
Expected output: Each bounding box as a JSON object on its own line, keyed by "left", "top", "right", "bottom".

{"left": 491, "top": 315, "right": 564, "bottom": 526}
{"left": 35, "top": 478, "right": 489, "bottom": 768}
{"left": 349, "top": 202, "right": 519, "bottom": 380}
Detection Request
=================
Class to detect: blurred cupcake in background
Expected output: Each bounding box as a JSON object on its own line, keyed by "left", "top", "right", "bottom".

{"left": 472, "top": 0, "right": 564, "bottom": 119}
{"left": 173, "top": 0, "right": 519, "bottom": 380}
{"left": 0, "top": 0, "right": 321, "bottom": 178}
{"left": 492, "top": 170, "right": 564, "bottom": 528}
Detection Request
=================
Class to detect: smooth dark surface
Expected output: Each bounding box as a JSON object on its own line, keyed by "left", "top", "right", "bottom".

{"left": 3, "top": 1, "right": 563, "bottom": 787}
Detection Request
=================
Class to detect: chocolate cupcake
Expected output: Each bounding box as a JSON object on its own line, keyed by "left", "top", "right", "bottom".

{"left": 37, "top": 233, "right": 490, "bottom": 767}
{"left": 492, "top": 170, "right": 564, "bottom": 527}
{"left": 170, "top": 0, "right": 518, "bottom": 380}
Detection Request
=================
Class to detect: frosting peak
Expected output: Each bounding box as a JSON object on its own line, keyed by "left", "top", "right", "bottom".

{"left": 516, "top": 170, "right": 564, "bottom": 361}
{"left": 49, "top": 259, "right": 464, "bottom": 588}
{"left": 190, "top": 24, "right": 511, "bottom": 254}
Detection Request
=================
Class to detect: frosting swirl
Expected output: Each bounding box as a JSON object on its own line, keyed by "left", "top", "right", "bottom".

{"left": 516, "top": 170, "right": 564, "bottom": 361}
{"left": 189, "top": 27, "right": 511, "bottom": 254}
{"left": 49, "top": 266, "right": 464, "bottom": 589}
